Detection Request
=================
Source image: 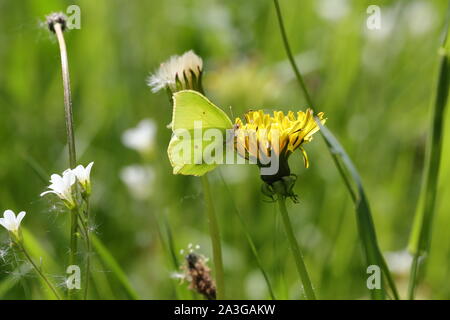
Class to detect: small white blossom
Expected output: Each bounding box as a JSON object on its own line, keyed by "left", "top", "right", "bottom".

{"left": 316, "top": 0, "right": 350, "bottom": 22}
{"left": 147, "top": 50, "right": 203, "bottom": 93}
{"left": 0, "top": 210, "right": 26, "bottom": 234}
{"left": 386, "top": 250, "right": 413, "bottom": 275}
{"left": 122, "top": 119, "right": 157, "bottom": 154}
{"left": 120, "top": 165, "right": 155, "bottom": 200}
{"left": 405, "top": 1, "right": 437, "bottom": 36}
{"left": 41, "top": 170, "right": 76, "bottom": 208}
{"left": 71, "top": 162, "right": 94, "bottom": 195}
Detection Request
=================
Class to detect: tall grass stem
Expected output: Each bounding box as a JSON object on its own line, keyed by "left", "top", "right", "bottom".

{"left": 201, "top": 174, "right": 225, "bottom": 299}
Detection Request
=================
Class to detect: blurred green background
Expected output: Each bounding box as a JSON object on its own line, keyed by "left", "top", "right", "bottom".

{"left": 0, "top": 0, "right": 449, "bottom": 299}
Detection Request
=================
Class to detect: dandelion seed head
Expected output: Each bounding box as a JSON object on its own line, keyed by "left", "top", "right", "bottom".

{"left": 147, "top": 50, "right": 203, "bottom": 93}
{"left": 45, "top": 12, "right": 67, "bottom": 33}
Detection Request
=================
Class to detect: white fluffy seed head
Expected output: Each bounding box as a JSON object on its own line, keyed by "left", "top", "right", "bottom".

{"left": 147, "top": 50, "right": 203, "bottom": 93}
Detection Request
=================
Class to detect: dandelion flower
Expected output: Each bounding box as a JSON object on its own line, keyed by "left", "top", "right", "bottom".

{"left": 147, "top": 50, "right": 203, "bottom": 94}
{"left": 41, "top": 170, "right": 76, "bottom": 209}
{"left": 234, "top": 109, "right": 325, "bottom": 197}
{"left": 0, "top": 210, "right": 26, "bottom": 234}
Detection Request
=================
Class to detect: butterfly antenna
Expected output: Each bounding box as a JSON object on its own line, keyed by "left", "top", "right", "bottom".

{"left": 229, "top": 106, "right": 234, "bottom": 119}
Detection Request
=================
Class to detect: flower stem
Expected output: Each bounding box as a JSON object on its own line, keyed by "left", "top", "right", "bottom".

{"left": 201, "top": 174, "right": 225, "bottom": 299}
{"left": 68, "top": 208, "right": 78, "bottom": 299}
{"left": 19, "top": 243, "right": 61, "bottom": 300}
{"left": 78, "top": 201, "right": 91, "bottom": 300}
{"left": 277, "top": 197, "right": 316, "bottom": 300}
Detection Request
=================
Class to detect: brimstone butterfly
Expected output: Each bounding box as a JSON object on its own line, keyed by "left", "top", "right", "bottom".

{"left": 168, "top": 90, "right": 233, "bottom": 176}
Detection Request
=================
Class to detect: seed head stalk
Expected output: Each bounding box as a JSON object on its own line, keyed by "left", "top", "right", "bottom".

{"left": 53, "top": 22, "right": 77, "bottom": 168}
{"left": 48, "top": 14, "right": 79, "bottom": 299}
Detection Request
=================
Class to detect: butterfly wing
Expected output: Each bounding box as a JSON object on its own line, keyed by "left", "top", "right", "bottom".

{"left": 168, "top": 90, "right": 233, "bottom": 176}
{"left": 172, "top": 90, "right": 233, "bottom": 130}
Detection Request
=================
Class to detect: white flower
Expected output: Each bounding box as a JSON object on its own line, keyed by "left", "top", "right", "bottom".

{"left": 405, "top": 1, "right": 437, "bottom": 36}
{"left": 385, "top": 250, "right": 413, "bottom": 275}
{"left": 316, "top": 0, "right": 350, "bottom": 22}
{"left": 147, "top": 50, "right": 203, "bottom": 93}
{"left": 40, "top": 170, "right": 76, "bottom": 208}
{"left": 0, "top": 210, "right": 26, "bottom": 233}
{"left": 71, "top": 162, "right": 94, "bottom": 195}
{"left": 120, "top": 165, "right": 155, "bottom": 200}
{"left": 122, "top": 119, "right": 157, "bottom": 154}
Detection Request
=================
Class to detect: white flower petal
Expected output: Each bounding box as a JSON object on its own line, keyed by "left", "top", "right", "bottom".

{"left": 3, "top": 210, "right": 15, "bottom": 223}
{"left": 16, "top": 211, "right": 26, "bottom": 226}
{"left": 0, "top": 218, "right": 8, "bottom": 230}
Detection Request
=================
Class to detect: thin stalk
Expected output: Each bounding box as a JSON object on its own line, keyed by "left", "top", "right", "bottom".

{"left": 19, "top": 243, "right": 61, "bottom": 300}
{"left": 52, "top": 20, "right": 79, "bottom": 299}
{"left": 273, "top": 0, "right": 313, "bottom": 108}
{"left": 78, "top": 201, "right": 91, "bottom": 300}
{"left": 201, "top": 174, "right": 225, "bottom": 299}
{"left": 277, "top": 197, "right": 316, "bottom": 300}
{"left": 53, "top": 22, "right": 77, "bottom": 168}
{"left": 408, "top": 255, "right": 420, "bottom": 300}
{"left": 68, "top": 208, "right": 78, "bottom": 299}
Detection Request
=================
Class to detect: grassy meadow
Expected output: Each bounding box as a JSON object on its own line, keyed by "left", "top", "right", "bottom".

{"left": 0, "top": 0, "right": 449, "bottom": 300}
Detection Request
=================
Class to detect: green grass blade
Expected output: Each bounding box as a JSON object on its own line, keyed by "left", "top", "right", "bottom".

{"left": 91, "top": 234, "right": 140, "bottom": 300}
{"left": 318, "top": 123, "right": 398, "bottom": 300}
{"left": 408, "top": 16, "right": 450, "bottom": 299}
{"left": 273, "top": 0, "right": 399, "bottom": 299}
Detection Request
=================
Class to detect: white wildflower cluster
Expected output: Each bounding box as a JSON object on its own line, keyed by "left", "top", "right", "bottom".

{"left": 1, "top": 163, "right": 93, "bottom": 241}
{"left": 41, "top": 162, "right": 94, "bottom": 209}
{"left": 147, "top": 50, "right": 203, "bottom": 94}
